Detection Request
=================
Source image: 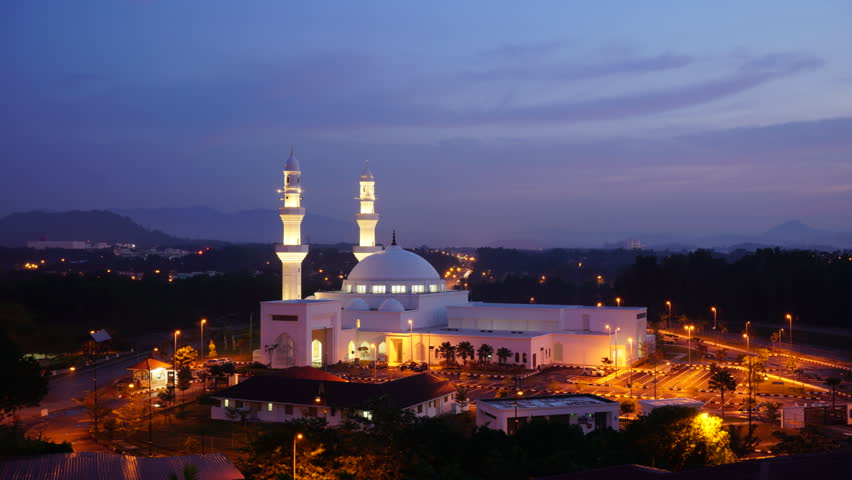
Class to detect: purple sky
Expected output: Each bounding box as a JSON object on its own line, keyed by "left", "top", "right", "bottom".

{"left": 3, "top": 1, "right": 852, "bottom": 246}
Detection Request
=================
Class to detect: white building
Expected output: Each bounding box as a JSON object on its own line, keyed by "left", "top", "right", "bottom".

{"left": 260, "top": 150, "right": 650, "bottom": 371}
{"left": 211, "top": 368, "right": 456, "bottom": 425}
{"left": 476, "top": 394, "right": 620, "bottom": 434}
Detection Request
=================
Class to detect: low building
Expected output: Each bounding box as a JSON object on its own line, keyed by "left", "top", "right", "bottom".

{"left": 211, "top": 371, "right": 456, "bottom": 426}
{"left": 476, "top": 394, "right": 619, "bottom": 435}
{"left": 126, "top": 358, "right": 173, "bottom": 389}
{"left": 637, "top": 398, "right": 704, "bottom": 416}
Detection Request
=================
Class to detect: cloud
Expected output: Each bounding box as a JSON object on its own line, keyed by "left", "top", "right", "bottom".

{"left": 465, "top": 52, "right": 693, "bottom": 83}
{"left": 478, "top": 41, "right": 563, "bottom": 60}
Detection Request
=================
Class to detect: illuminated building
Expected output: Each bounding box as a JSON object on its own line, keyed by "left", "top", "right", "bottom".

{"left": 476, "top": 394, "right": 619, "bottom": 435}
{"left": 275, "top": 146, "right": 310, "bottom": 300}
{"left": 262, "top": 151, "right": 650, "bottom": 369}
{"left": 352, "top": 161, "right": 382, "bottom": 262}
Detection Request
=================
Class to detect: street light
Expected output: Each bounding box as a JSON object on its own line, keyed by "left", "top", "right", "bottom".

{"left": 710, "top": 307, "right": 718, "bottom": 346}
{"left": 293, "top": 433, "right": 303, "bottom": 479}
{"left": 408, "top": 319, "right": 413, "bottom": 363}
{"left": 513, "top": 390, "right": 524, "bottom": 433}
{"left": 200, "top": 318, "right": 207, "bottom": 360}
{"left": 627, "top": 338, "right": 634, "bottom": 396}
{"left": 370, "top": 343, "right": 377, "bottom": 383}
{"left": 615, "top": 297, "right": 622, "bottom": 307}
{"left": 665, "top": 301, "right": 672, "bottom": 329}
{"left": 605, "top": 325, "right": 612, "bottom": 365}
{"left": 684, "top": 325, "right": 694, "bottom": 365}
{"left": 743, "top": 333, "right": 752, "bottom": 430}
{"left": 173, "top": 330, "right": 181, "bottom": 392}
{"left": 786, "top": 314, "right": 793, "bottom": 351}
{"left": 614, "top": 327, "right": 621, "bottom": 373}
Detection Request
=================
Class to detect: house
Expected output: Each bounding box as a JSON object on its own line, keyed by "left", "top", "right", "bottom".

{"left": 211, "top": 371, "right": 456, "bottom": 425}
{"left": 476, "top": 394, "right": 620, "bottom": 435}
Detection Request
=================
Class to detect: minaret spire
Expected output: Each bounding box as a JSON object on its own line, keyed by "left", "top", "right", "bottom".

{"left": 391, "top": 230, "right": 397, "bottom": 246}
{"left": 275, "top": 146, "right": 309, "bottom": 300}
{"left": 353, "top": 160, "right": 382, "bottom": 262}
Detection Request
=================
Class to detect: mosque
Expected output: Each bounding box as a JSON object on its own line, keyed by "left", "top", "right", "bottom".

{"left": 260, "top": 149, "right": 650, "bottom": 370}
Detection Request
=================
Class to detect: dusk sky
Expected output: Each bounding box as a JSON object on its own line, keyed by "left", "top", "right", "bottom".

{"left": 3, "top": 1, "right": 852, "bottom": 246}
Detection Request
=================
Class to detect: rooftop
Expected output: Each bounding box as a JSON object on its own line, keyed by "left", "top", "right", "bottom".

{"left": 127, "top": 358, "right": 172, "bottom": 371}
{"left": 0, "top": 452, "right": 243, "bottom": 480}
{"left": 457, "top": 303, "right": 646, "bottom": 311}
{"left": 479, "top": 394, "right": 616, "bottom": 410}
{"left": 213, "top": 372, "right": 455, "bottom": 409}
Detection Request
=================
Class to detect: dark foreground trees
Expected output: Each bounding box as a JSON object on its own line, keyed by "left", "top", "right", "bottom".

{"left": 237, "top": 403, "right": 736, "bottom": 480}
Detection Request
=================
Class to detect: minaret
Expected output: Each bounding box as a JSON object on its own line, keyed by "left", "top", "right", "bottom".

{"left": 353, "top": 160, "right": 382, "bottom": 262}
{"left": 275, "top": 146, "right": 309, "bottom": 300}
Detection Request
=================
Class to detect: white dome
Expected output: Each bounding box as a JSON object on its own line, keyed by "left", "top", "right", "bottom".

{"left": 378, "top": 298, "right": 405, "bottom": 312}
{"left": 284, "top": 146, "right": 300, "bottom": 171}
{"left": 305, "top": 295, "right": 317, "bottom": 300}
{"left": 345, "top": 298, "right": 370, "bottom": 311}
{"left": 347, "top": 245, "right": 440, "bottom": 282}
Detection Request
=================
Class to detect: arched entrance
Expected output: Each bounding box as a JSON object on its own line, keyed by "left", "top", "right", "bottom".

{"left": 378, "top": 341, "right": 387, "bottom": 362}
{"left": 311, "top": 339, "right": 322, "bottom": 366}
{"left": 347, "top": 341, "right": 356, "bottom": 360}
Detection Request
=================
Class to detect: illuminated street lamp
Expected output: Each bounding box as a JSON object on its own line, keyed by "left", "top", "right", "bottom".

{"left": 786, "top": 313, "right": 793, "bottom": 351}
{"left": 614, "top": 327, "right": 621, "bottom": 373}
{"left": 293, "top": 433, "right": 303, "bottom": 479}
{"left": 627, "top": 337, "right": 634, "bottom": 395}
{"left": 173, "top": 330, "right": 181, "bottom": 392}
{"left": 684, "top": 325, "right": 695, "bottom": 365}
{"left": 370, "top": 344, "right": 377, "bottom": 382}
{"left": 408, "top": 319, "right": 414, "bottom": 363}
{"left": 513, "top": 389, "right": 524, "bottom": 433}
{"left": 605, "top": 325, "right": 612, "bottom": 364}
{"left": 200, "top": 318, "right": 207, "bottom": 360}
{"left": 665, "top": 301, "right": 672, "bottom": 329}
{"left": 615, "top": 297, "right": 622, "bottom": 307}
{"left": 710, "top": 307, "right": 718, "bottom": 345}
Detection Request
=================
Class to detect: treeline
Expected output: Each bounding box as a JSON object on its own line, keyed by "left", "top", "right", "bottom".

{"left": 468, "top": 247, "right": 852, "bottom": 330}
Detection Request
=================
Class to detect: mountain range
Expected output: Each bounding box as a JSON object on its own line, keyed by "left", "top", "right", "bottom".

{"left": 1, "top": 209, "right": 850, "bottom": 251}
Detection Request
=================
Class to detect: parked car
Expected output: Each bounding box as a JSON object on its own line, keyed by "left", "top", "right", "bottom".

{"left": 368, "top": 360, "right": 388, "bottom": 369}
{"left": 581, "top": 367, "right": 605, "bottom": 377}
{"left": 203, "top": 358, "right": 234, "bottom": 368}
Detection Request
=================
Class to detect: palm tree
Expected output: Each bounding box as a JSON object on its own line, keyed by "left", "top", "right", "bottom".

{"left": 708, "top": 367, "right": 736, "bottom": 420}
{"left": 437, "top": 342, "right": 456, "bottom": 365}
{"left": 825, "top": 377, "right": 841, "bottom": 409}
{"left": 496, "top": 347, "right": 512, "bottom": 365}
{"left": 456, "top": 341, "right": 474, "bottom": 366}
{"left": 477, "top": 344, "right": 494, "bottom": 365}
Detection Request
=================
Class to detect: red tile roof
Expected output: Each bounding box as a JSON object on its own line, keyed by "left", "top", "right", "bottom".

{"left": 126, "top": 358, "right": 172, "bottom": 371}
{"left": 276, "top": 366, "right": 347, "bottom": 382}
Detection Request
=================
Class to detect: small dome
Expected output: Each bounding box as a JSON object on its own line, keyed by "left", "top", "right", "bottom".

{"left": 347, "top": 245, "right": 440, "bottom": 282}
{"left": 284, "top": 146, "right": 300, "bottom": 172}
{"left": 305, "top": 295, "right": 317, "bottom": 300}
{"left": 345, "top": 298, "right": 370, "bottom": 311}
{"left": 378, "top": 298, "right": 405, "bottom": 312}
{"left": 360, "top": 160, "right": 374, "bottom": 181}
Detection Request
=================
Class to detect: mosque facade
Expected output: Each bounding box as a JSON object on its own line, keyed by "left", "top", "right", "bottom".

{"left": 260, "top": 150, "right": 650, "bottom": 370}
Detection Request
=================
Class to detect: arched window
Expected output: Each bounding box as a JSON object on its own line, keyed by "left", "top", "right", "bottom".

{"left": 522, "top": 353, "right": 527, "bottom": 364}
{"left": 514, "top": 352, "right": 519, "bottom": 363}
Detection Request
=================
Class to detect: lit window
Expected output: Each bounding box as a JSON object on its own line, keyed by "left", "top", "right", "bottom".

{"left": 355, "top": 285, "right": 366, "bottom": 294}
{"left": 356, "top": 319, "right": 361, "bottom": 328}
{"left": 267, "top": 403, "right": 273, "bottom": 412}
{"left": 371, "top": 285, "right": 386, "bottom": 294}
{"left": 391, "top": 285, "right": 406, "bottom": 294}
{"left": 343, "top": 284, "right": 352, "bottom": 293}
{"left": 411, "top": 285, "right": 425, "bottom": 293}
{"left": 224, "top": 399, "right": 229, "bottom": 407}
{"left": 429, "top": 284, "right": 439, "bottom": 293}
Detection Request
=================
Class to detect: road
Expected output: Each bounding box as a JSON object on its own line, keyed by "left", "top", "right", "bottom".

{"left": 19, "top": 352, "right": 145, "bottom": 422}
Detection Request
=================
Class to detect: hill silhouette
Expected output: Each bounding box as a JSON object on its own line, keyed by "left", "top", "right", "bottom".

{"left": 0, "top": 210, "right": 184, "bottom": 247}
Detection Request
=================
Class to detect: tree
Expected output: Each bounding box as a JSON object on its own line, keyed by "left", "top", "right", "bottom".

{"left": 157, "top": 385, "right": 176, "bottom": 424}
{"left": 168, "top": 464, "right": 200, "bottom": 480}
{"left": 707, "top": 368, "right": 736, "bottom": 420}
{"left": 73, "top": 391, "right": 111, "bottom": 436}
{"left": 625, "top": 406, "right": 735, "bottom": 471}
{"left": 496, "top": 347, "right": 512, "bottom": 365}
{"left": 173, "top": 346, "right": 198, "bottom": 370}
{"left": 456, "top": 341, "right": 474, "bottom": 366}
{"left": 455, "top": 384, "right": 469, "bottom": 403}
{"left": 113, "top": 393, "right": 149, "bottom": 435}
{"left": 825, "top": 377, "right": 841, "bottom": 409}
{"left": 357, "top": 345, "right": 370, "bottom": 360}
{"left": 601, "top": 357, "right": 613, "bottom": 369}
{"left": 437, "top": 342, "right": 456, "bottom": 366}
{"left": 177, "top": 366, "right": 192, "bottom": 401}
{"left": 207, "top": 339, "right": 217, "bottom": 358}
{"left": 620, "top": 399, "right": 636, "bottom": 417}
{"left": 0, "top": 331, "right": 48, "bottom": 421}
{"left": 763, "top": 401, "right": 781, "bottom": 424}
{"left": 263, "top": 343, "right": 278, "bottom": 367}
{"left": 476, "top": 344, "right": 494, "bottom": 365}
